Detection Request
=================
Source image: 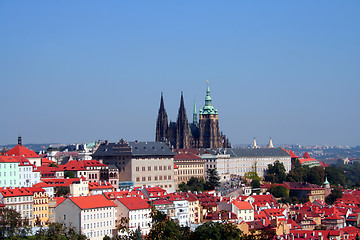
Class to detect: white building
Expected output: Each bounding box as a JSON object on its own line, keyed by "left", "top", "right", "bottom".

{"left": 231, "top": 200, "right": 254, "bottom": 222}
{"left": 172, "top": 200, "right": 190, "bottom": 227}
{"left": 18, "top": 157, "right": 40, "bottom": 187}
{"left": 55, "top": 195, "right": 117, "bottom": 240}
{"left": 114, "top": 196, "right": 152, "bottom": 236}
{"left": 202, "top": 148, "right": 291, "bottom": 182}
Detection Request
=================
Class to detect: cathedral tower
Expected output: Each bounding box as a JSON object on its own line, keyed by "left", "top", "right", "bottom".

{"left": 155, "top": 93, "right": 168, "bottom": 142}
{"left": 198, "top": 81, "right": 222, "bottom": 149}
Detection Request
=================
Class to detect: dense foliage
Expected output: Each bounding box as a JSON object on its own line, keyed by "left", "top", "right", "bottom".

{"left": 178, "top": 169, "right": 220, "bottom": 192}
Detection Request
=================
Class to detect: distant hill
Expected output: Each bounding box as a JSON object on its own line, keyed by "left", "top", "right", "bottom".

{"left": 0, "top": 143, "right": 58, "bottom": 153}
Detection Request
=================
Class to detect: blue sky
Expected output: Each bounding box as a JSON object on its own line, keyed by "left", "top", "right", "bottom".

{"left": 0, "top": 1, "right": 359, "bottom": 146}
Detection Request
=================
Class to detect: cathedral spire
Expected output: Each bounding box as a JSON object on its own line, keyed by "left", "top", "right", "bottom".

{"left": 201, "top": 80, "right": 217, "bottom": 115}
{"left": 193, "top": 100, "right": 198, "bottom": 124}
{"left": 176, "top": 92, "right": 192, "bottom": 149}
{"left": 156, "top": 92, "right": 168, "bottom": 142}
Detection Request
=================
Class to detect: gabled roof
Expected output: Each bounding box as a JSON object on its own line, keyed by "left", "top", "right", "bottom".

{"left": 6, "top": 144, "right": 39, "bottom": 158}
{"left": 68, "top": 195, "right": 116, "bottom": 210}
{"left": 174, "top": 152, "right": 202, "bottom": 160}
{"left": 54, "top": 197, "right": 66, "bottom": 206}
{"left": 233, "top": 200, "right": 253, "bottom": 210}
{"left": 117, "top": 197, "right": 150, "bottom": 210}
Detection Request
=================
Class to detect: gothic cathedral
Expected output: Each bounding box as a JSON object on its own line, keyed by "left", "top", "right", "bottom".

{"left": 156, "top": 82, "right": 230, "bottom": 149}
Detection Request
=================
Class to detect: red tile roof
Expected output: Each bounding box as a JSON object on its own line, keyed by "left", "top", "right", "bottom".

{"left": 68, "top": 195, "right": 116, "bottom": 209}
{"left": 54, "top": 197, "right": 66, "bottom": 206}
{"left": 0, "top": 156, "right": 21, "bottom": 163}
{"left": 103, "top": 190, "right": 145, "bottom": 200}
{"left": 174, "top": 152, "right": 202, "bottom": 160}
{"left": 59, "top": 160, "right": 107, "bottom": 171}
{"left": 88, "top": 182, "right": 114, "bottom": 190}
{"left": 34, "top": 178, "right": 83, "bottom": 188}
{"left": 117, "top": 197, "right": 150, "bottom": 210}
{"left": 6, "top": 144, "right": 40, "bottom": 158}
{"left": 0, "top": 187, "right": 41, "bottom": 197}
{"left": 233, "top": 200, "right": 253, "bottom": 210}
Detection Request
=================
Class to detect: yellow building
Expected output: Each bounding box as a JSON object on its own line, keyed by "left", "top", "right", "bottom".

{"left": 174, "top": 152, "right": 205, "bottom": 186}
{"left": 30, "top": 187, "right": 49, "bottom": 226}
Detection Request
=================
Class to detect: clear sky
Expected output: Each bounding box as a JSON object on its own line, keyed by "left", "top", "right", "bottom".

{"left": 1, "top": 1, "right": 359, "bottom": 146}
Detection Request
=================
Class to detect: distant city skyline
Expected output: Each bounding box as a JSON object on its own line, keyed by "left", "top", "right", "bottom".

{"left": 1, "top": 1, "right": 359, "bottom": 146}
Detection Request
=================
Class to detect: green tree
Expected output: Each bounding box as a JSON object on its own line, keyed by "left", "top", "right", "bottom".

{"left": 178, "top": 177, "right": 206, "bottom": 192}
{"left": 49, "top": 163, "right": 58, "bottom": 168}
{"left": 308, "top": 166, "right": 325, "bottom": 186}
{"left": 265, "top": 161, "right": 286, "bottom": 183}
{"left": 64, "top": 171, "right": 75, "bottom": 178}
{"left": 269, "top": 185, "right": 289, "bottom": 199}
{"left": 192, "top": 221, "right": 242, "bottom": 240}
{"left": 145, "top": 207, "right": 189, "bottom": 240}
{"left": 36, "top": 222, "right": 86, "bottom": 240}
{"left": 325, "top": 186, "right": 343, "bottom": 205}
{"left": 250, "top": 179, "right": 260, "bottom": 189}
{"left": 205, "top": 169, "right": 220, "bottom": 191}
{"left": 56, "top": 186, "right": 70, "bottom": 196}
{"left": 325, "top": 166, "right": 348, "bottom": 187}
{"left": 0, "top": 208, "right": 30, "bottom": 238}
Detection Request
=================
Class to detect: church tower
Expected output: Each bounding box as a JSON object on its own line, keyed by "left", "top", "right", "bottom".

{"left": 155, "top": 93, "right": 168, "bottom": 142}
{"left": 198, "top": 81, "right": 222, "bottom": 149}
{"left": 176, "top": 92, "right": 193, "bottom": 149}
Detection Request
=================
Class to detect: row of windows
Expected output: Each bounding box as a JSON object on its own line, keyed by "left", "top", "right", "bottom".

{"left": 83, "top": 211, "right": 112, "bottom": 220}
{"left": 34, "top": 206, "right": 47, "bottom": 211}
{"left": 136, "top": 165, "right": 172, "bottom": 171}
{"left": 0, "top": 163, "right": 17, "bottom": 169}
{"left": 84, "top": 229, "right": 112, "bottom": 238}
{"left": 135, "top": 175, "right": 172, "bottom": 182}
{"left": 0, "top": 171, "right": 16, "bottom": 177}
{"left": 4, "top": 196, "right": 32, "bottom": 203}
{"left": 178, "top": 169, "right": 203, "bottom": 175}
{"left": 83, "top": 220, "right": 112, "bottom": 229}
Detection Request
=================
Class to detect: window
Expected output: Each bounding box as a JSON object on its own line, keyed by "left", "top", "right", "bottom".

{"left": 168, "top": 165, "right": 172, "bottom": 170}
{"left": 148, "top": 166, "right": 151, "bottom": 171}
{"left": 142, "top": 167, "right": 145, "bottom": 171}
{"left": 142, "top": 177, "right": 145, "bottom": 181}
{"left": 136, "top": 167, "right": 139, "bottom": 171}
{"left": 159, "top": 166, "right": 162, "bottom": 170}
{"left": 64, "top": 215, "right": 66, "bottom": 220}
{"left": 155, "top": 176, "right": 158, "bottom": 181}
{"left": 154, "top": 166, "right": 158, "bottom": 171}
{"left": 136, "top": 177, "right": 140, "bottom": 182}
{"left": 168, "top": 175, "right": 171, "bottom": 180}
{"left": 148, "top": 176, "right": 151, "bottom": 181}
{"left": 159, "top": 176, "right": 162, "bottom": 180}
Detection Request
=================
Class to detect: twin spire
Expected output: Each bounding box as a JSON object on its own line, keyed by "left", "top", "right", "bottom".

{"left": 252, "top": 137, "right": 274, "bottom": 148}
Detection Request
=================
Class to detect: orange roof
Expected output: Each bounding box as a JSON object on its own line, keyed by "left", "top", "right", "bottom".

{"left": 59, "top": 160, "right": 107, "bottom": 171}
{"left": 233, "top": 200, "right": 253, "bottom": 210}
{"left": 34, "top": 178, "right": 82, "bottom": 187}
{"left": 68, "top": 195, "right": 116, "bottom": 209}
{"left": 117, "top": 197, "right": 150, "bottom": 210}
{"left": 0, "top": 156, "right": 21, "bottom": 163}
{"left": 6, "top": 144, "right": 39, "bottom": 158}
{"left": 88, "top": 182, "right": 114, "bottom": 190}
{"left": 0, "top": 187, "right": 42, "bottom": 197}
{"left": 54, "top": 197, "right": 66, "bottom": 206}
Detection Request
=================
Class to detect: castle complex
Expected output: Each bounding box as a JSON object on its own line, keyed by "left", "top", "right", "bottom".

{"left": 156, "top": 82, "right": 230, "bottom": 149}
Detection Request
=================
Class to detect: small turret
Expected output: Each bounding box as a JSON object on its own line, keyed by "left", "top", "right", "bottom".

{"left": 18, "top": 135, "right": 22, "bottom": 146}
{"left": 268, "top": 137, "right": 274, "bottom": 148}
{"left": 252, "top": 137, "right": 259, "bottom": 149}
